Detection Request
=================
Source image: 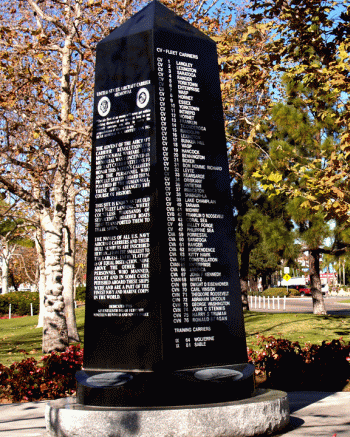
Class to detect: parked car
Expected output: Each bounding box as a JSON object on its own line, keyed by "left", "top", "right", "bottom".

{"left": 294, "top": 285, "right": 312, "bottom": 296}
{"left": 294, "top": 285, "right": 327, "bottom": 296}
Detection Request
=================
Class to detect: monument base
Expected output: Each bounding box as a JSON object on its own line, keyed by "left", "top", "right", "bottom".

{"left": 45, "top": 388, "right": 289, "bottom": 437}
{"left": 76, "top": 363, "right": 255, "bottom": 407}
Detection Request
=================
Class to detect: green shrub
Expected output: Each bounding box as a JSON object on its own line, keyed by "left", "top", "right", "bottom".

{"left": 0, "top": 291, "right": 39, "bottom": 316}
{"left": 75, "top": 286, "right": 86, "bottom": 302}
{"left": 288, "top": 288, "right": 301, "bottom": 296}
{"left": 261, "top": 288, "right": 299, "bottom": 297}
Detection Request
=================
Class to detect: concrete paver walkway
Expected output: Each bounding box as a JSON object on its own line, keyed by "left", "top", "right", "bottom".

{"left": 0, "top": 400, "right": 48, "bottom": 436}
{"left": 283, "top": 392, "right": 350, "bottom": 436}
{"left": 1, "top": 392, "right": 350, "bottom": 436}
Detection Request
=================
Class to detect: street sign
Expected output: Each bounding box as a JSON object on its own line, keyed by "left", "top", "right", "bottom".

{"left": 283, "top": 274, "right": 291, "bottom": 282}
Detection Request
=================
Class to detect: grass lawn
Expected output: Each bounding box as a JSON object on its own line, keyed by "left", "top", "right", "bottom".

{"left": 0, "top": 307, "right": 349, "bottom": 365}
{"left": 0, "top": 307, "right": 85, "bottom": 366}
{"left": 244, "top": 311, "right": 350, "bottom": 349}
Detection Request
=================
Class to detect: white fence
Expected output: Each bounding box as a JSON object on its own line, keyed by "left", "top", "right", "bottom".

{"left": 248, "top": 295, "right": 286, "bottom": 311}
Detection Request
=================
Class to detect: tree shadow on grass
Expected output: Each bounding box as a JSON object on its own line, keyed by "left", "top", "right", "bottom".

{"left": 245, "top": 313, "right": 316, "bottom": 337}
{"left": 245, "top": 311, "right": 350, "bottom": 338}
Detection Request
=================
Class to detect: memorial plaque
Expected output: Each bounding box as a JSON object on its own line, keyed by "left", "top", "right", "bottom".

{"left": 81, "top": 1, "right": 253, "bottom": 404}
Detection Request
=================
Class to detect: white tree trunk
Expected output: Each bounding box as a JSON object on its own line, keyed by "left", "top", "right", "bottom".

{"left": 37, "top": 269, "right": 46, "bottom": 327}
{"left": 42, "top": 206, "right": 69, "bottom": 353}
{"left": 1, "top": 241, "right": 16, "bottom": 294}
{"left": 41, "top": 9, "right": 75, "bottom": 353}
{"left": 63, "top": 185, "right": 80, "bottom": 342}
{"left": 1, "top": 242, "right": 10, "bottom": 294}
{"left": 34, "top": 225, "right": 46, "bottom": 328}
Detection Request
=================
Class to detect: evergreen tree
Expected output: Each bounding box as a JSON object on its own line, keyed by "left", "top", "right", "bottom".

{"left": 328, "top": 224, "right": 350, "bottom": 287}
{"left": 233, "top": 184, "right": 296, "bottom": 308}
{"left": 253, "top": 80, "right": 340, "bottom": 314}
{"left": 249, "top": 217, "right": 300, "bottom": 290}
{"left": 287, "top": 199, "right": 330, "bottom": 314}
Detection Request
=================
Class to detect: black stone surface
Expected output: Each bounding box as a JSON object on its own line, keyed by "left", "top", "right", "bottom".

{"left": 83, "top": 0, "right": 249, "bottom": 381}
{"left": 76, "top": 364, "right": 255, "bottom": 407}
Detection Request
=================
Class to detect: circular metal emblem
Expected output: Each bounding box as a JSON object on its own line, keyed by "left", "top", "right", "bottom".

{"left": 136, "top": 87, "right": 150, "bottom": 108}
{"left": 97, "top": 96, "right": 111, "bottom": 117}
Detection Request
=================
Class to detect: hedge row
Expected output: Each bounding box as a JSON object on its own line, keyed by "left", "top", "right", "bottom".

{"left": 0, "top": 337, "right": 349, "bottom": 402}
{"left": 249, "top": 288, "right": 300, "bottom": 297}
{"left": 0, "top": 287, "right": 86, "bottom": 316}
{"left": 75, "top": 287, "right": 303, "bottom": 301}
{"left": 262, "top": 288, "right": 300, "bottom": 297}
{"left": 0, "top": 291, "right": 39, "bottom": 316}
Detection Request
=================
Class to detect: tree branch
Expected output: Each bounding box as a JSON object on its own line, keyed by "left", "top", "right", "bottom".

{"left": 0, "top": 175, "right": 50, "bottom": 209}
{"left": 27, "top": 0, "right": 70, "bottom": 35}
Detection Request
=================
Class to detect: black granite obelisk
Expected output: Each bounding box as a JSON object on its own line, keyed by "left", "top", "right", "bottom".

{"left": 77, "top": 0, "right": 254, "bottom": 406}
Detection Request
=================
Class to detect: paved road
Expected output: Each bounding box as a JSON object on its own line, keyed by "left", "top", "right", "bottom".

{"left": 248, "top": 296, "right": 350, "bottom": 315}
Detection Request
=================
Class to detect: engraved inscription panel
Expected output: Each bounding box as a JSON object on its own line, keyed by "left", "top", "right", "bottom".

{"left": 156, "top": 46, "right": 235, "bottom": 353}
{"left": 91, "top": 80, "right": 152, "bottom": 319}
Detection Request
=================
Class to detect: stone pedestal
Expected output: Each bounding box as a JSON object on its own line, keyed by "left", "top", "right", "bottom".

{"left": 76, "top": 363, "right": 255, "bottom": 407}
{"left": 46, "top": 389, "right": 290, "bottom": 437}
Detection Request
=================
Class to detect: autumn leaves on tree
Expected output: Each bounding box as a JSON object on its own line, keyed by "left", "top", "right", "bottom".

{"left": 0, "top": 0, "right": 239, "bottom": 351}
{"left": 249, "top": 0, "right": 350, "bottom": 222}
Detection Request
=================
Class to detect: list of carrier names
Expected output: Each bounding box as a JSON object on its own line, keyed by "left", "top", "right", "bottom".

{"left": 157, "top": 48, "right": 230, "bottom": 349}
